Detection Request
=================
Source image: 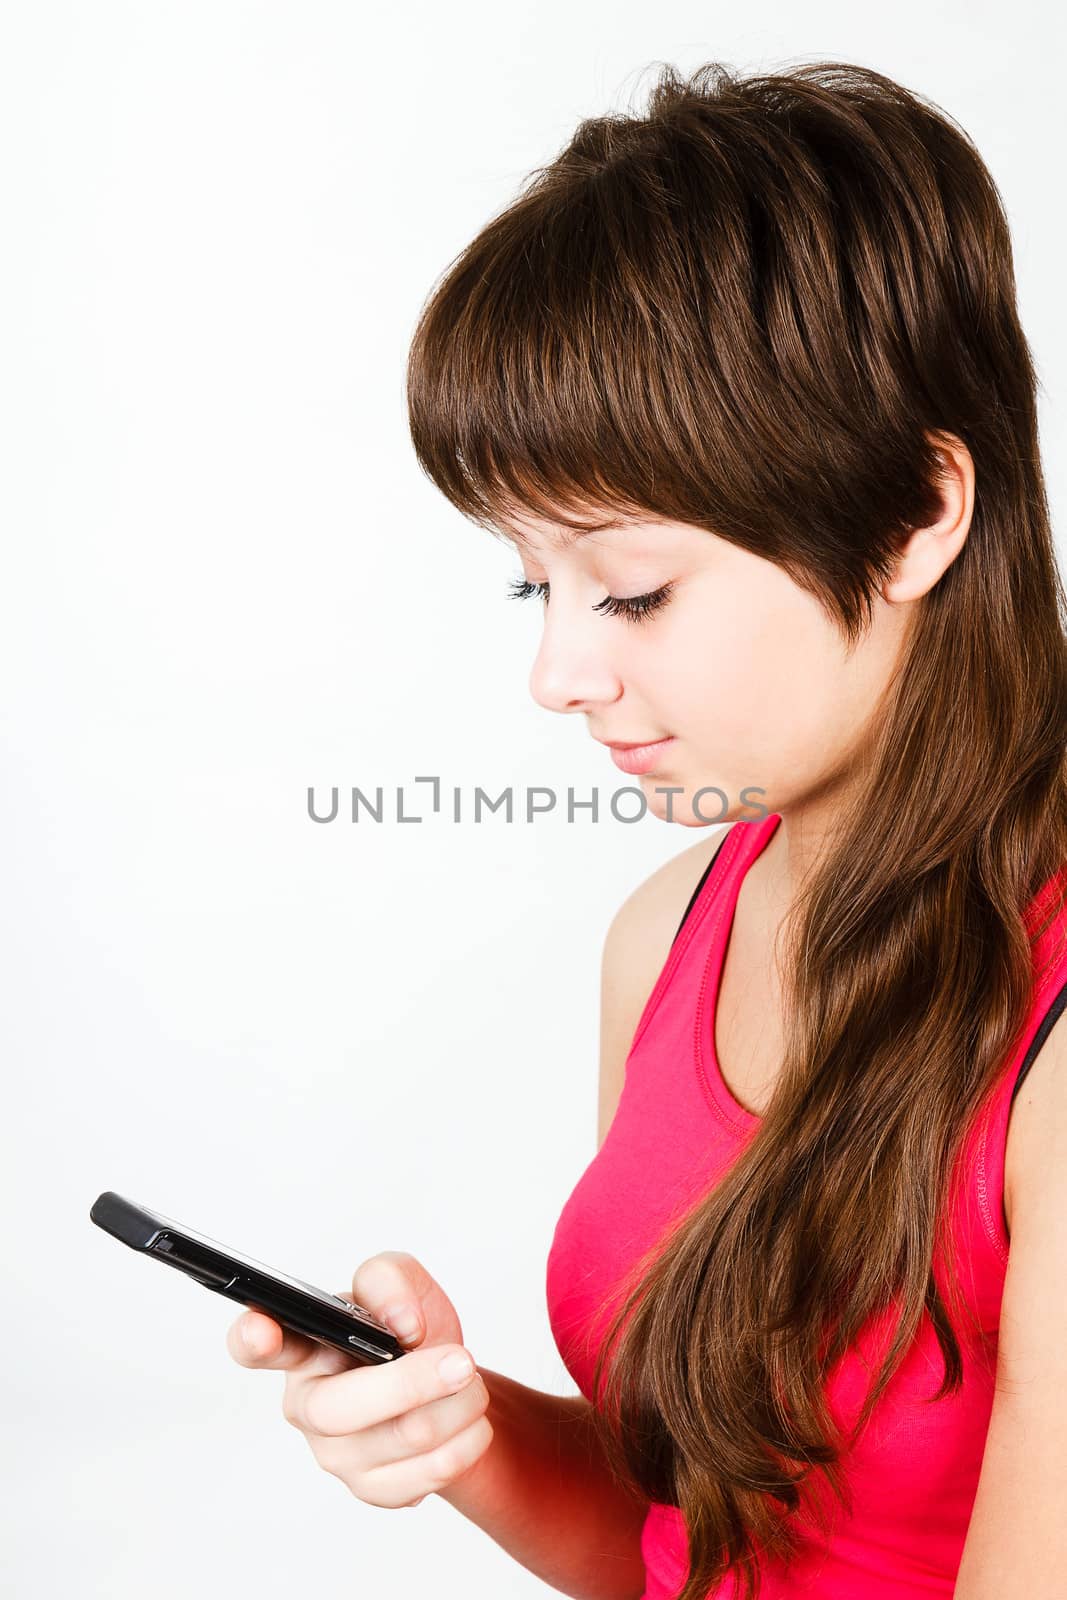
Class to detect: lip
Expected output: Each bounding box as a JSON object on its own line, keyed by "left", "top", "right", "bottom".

{"left": 596, "top": 738, "right": 670, "bottom": 750}
{"left": 596, "top": 736, "right": 676, "bottom": 776}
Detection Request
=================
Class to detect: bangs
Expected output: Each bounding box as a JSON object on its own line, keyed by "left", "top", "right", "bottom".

{"left": 404, "top": 128, "right": 767, "bottom": 550}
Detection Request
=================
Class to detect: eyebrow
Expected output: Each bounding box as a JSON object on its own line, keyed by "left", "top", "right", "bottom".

{"left": 507, "top": 517, "right": 630, "bottom": 551}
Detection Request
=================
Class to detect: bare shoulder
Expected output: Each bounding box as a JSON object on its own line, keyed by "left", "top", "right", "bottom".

{"left": 604, "top": 824, "right": 734, "bottom": 957}
{"left": 1003, "top": 997, "right": 1067, "bottom": 1238}
{"left": 596, "top": 823, "right": 735, "bottom": 1148}
{"left": 955, "top": 1000, "right": 1067, "bottom": 1596}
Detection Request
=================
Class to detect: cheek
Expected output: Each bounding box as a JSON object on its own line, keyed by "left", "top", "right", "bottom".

{"left": 661, "top": 585, "right": 848, "bottom": 762}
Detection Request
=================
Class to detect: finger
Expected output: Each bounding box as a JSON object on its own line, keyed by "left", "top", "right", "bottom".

{"left": 293, "top": 1373, "right": 489, "bottom": 1486}
{"left": 355, "top": 1413, "right": 495, "bottom": 1509}
{"left": 226, "top": 1308, "right": 332, "bottom": 1373}
{"left": 363, "top": 1371, "right": 490, "bottom": 1470}
{"left": 350, "top": 1251, "right": 440, "bottom": 1349}
{"left": 283, "top": 1341, "right": 481, "bottom": 1438}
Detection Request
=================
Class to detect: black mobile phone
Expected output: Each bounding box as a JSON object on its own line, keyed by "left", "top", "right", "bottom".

{"left": 89, "top": 1190, "right": 406, "bottom": 1367}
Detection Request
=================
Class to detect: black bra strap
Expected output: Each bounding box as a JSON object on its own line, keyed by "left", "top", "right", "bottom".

{"left": 1011, "top": 970, "right": 1067, "bottom": 1104}
{"left": 672, "top": 829, "right": 733, "bottom": 947}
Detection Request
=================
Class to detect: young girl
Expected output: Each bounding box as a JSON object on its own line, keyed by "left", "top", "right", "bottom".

{"left": 228, "top": 60, "right": 1067, "bottom": 1599}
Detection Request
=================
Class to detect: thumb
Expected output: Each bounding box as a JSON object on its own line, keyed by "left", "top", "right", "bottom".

{"left": 350, "top": 1249, "right": 463, "bottom": 1351}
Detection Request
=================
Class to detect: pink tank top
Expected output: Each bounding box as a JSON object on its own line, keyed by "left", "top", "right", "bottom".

{"left": 545, "top": 812, "right": 1067, "bottom": 1598}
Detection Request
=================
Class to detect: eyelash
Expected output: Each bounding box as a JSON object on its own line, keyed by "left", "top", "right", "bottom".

{"left": 506, "top": 577, "right": 674, "bottom": 623}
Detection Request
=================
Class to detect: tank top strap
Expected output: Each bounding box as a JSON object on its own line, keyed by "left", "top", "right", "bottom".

{"left": 671, "top": 826, "right": 735, "bottom": 946}
{"left": 629, "top": 814, "right": 780, "bottom": 1062}
{"left": 672, "top": 813, "right": 778, "bottom": 946}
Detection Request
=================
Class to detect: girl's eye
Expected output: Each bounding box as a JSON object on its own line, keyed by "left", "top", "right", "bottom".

{"left": 507, "top": 577, "right": 550, "bottom": 604}
{"left": 506, "top": 577, "right": 674, "bottom": 624}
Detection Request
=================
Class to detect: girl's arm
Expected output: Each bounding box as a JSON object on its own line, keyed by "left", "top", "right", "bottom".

{"left": 438, "top": 1372, "right": 649, "bottom": 1600}
{"left": 953, "top": 1006, "right": 1067, "bottom": 1598}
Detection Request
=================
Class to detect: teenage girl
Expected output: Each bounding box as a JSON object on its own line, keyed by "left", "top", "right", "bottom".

{"left": 227, "top": 61, "right": 1067, "bottom": 1600}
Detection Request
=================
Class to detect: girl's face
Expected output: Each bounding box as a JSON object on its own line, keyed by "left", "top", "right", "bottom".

{"left": 506, "top": 511, "right": 915, "bottom": 830}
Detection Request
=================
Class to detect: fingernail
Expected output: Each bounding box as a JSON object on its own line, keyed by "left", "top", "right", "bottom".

{"left": 438, "top": 1351, "right": 474, "bottom": 1386}
{"left": 383, "top": 1304, "right": 420, "bottom": 1343}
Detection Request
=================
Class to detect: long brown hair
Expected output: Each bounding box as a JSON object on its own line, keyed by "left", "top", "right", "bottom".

{"left": 405, "top": 60, "right": 1067, "bottom": 1599}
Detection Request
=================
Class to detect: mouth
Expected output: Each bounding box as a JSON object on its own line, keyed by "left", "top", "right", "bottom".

{"left": 596, "top": 736, "right": 676, "bottom": 776}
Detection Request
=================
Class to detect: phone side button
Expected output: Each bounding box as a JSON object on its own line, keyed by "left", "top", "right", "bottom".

{"left": 346, "top": 1333, "right": 397, "bottom": 1361}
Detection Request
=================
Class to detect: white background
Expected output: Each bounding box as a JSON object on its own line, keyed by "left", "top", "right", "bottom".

{"left": 2, "top": 2, "right": 1063, "bottom": 1595}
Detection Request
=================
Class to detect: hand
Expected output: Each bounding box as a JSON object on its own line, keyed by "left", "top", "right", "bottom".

{"left": 226, "top": 1250, "right": 492, "bottom": 1507}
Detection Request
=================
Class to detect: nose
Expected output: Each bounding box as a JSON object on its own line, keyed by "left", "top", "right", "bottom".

{"left": 527, "top": 604, "right": 623, "bottom": 715}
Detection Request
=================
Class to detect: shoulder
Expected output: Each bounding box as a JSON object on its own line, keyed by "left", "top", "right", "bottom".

{"left": 956, "top": 1000, "right": 1067, "bottom": 1594}
{"left": 1004, "top": 995, "right": 1067, "bottom": 1237}
{"left": 602, "top": 821, "right": 736, "bottom": 974}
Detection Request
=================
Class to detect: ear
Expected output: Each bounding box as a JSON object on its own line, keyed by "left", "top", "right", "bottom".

{"left": 881, "top": 432, "right": 976, "bottom": 605}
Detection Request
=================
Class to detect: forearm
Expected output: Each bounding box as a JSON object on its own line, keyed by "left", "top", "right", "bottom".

{"left": 437, "top": 1366, "right": 649, "bottom": 1600}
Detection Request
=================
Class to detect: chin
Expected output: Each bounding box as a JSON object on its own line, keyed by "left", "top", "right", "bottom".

{"left": 642, "top": 786, "right": 715, "bottom": 828}
{"left": 639, "top": 774, "right": 736, "bottom": 829}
